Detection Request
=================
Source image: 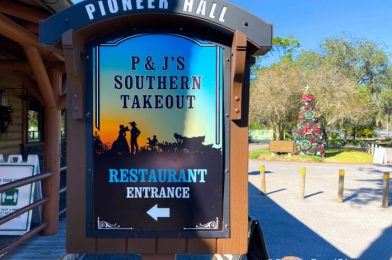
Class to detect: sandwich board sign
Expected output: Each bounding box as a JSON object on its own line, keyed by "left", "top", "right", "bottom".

{"left": 0, "top": 155, "right": 40, "bottom": 235}
{"left": 40, "top": 0, "right": 272, "bottom": 255}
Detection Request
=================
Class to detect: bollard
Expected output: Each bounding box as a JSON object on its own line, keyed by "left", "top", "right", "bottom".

{"left": 382, "top": 173, "right": 390, "bottom": 208}
{"left": 260, "top": 165, "right": 266, "bottom": 195}
{"left": 338, "top": 169, "right": 345, "bottom": 203}
{"left": 300, "top": 167, "right": 306, "bottom": 198}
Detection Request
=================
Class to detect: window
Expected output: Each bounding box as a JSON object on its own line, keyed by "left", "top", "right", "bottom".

{"left": 61, "top": 110, "right": 66, "bottom": 140}
{"left": 27, "top": 100, "right": 44, "bottom": 143}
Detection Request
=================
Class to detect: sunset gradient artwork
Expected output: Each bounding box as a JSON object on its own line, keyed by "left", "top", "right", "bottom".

{"left": 92, "top": 34, "right": 223, "bottom": 150}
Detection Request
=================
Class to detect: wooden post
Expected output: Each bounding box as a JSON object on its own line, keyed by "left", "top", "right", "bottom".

{"left": 338, "top": 169, "right": 345, "bottom": 203}
{"left": 217, "top": 30, "right": 249, "bottom": 254}
{"left": 382, "top": 173, "right": 390, "bottom": 208}
{"left": 63, "top": 30, "right": 96, "bottom": 253}
{"left": 300, "top": 167, "right": 306, "bottom": 198}
{"left": 260, "top": 165, "right": 266, "bottom": 195}
{"left": 42, "top": 107, "right": 61, "bottom": 234}
{"left": 24, "top": 45, "right": 62, "bottom": 235}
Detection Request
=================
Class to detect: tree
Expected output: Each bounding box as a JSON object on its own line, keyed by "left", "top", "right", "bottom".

{"left": 253, "top": 35, "right": 301, "bottom": 70}
{"left": 320, "top": 37, "right": 389, "bottom": 94}
{"left": 250, "top": 61, "right": 305, "bottom": 140}
{"left": 271, "top": 36, "right": 301, "bottom": 61}
{"left": 251, "top": 35, "right": 390, "bottom": 141}
{"left": 294, "top": 92, "right": 325, "bottom": 157}
{"left": 306, "top": 64, "right": 373, "bottom": 138}
{"left": 380, "top": 86, "right": 392, "bottom": 137}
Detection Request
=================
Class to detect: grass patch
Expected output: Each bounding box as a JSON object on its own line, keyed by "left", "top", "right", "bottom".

{"left": 249, "top": 150, "right": 270, "bottom": 159}
{"left": 324, "top": 148, "right": 373, "bottom": 164}
{"left": 249, "top": 148, "right": 373, "bottom": 164}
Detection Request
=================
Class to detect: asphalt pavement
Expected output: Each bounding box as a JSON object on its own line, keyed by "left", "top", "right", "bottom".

{"left": 248, "top": 159, "right": 392, "bottom": 260}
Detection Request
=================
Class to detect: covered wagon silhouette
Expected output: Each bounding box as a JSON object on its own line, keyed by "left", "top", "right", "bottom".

{"left": 174, "top": 133, "right": 206, "bottom": 154}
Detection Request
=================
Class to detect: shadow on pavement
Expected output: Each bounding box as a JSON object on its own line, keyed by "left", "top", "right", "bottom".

{"left": 343, "top": 193, "right": 359, "bottom": 202}
{"left": 304, "top": 191, "right": 324, "bottom": 199}
{"left": 248, "top": 182, "right": 347, "bottom": 259}
{"left": 345, "top": 175, "right": 391, "bottom": 205}
{"left": 359, "top": 225, "right": 392, "bottom": 259}
{"left": 358, "top": 165, "right": 392, "bottom": 173}
{"left": 265, "top": 188, "right": 287, "bottom": 196}
{"left": 249, "top": 171, "right": 273, "bottom": 176}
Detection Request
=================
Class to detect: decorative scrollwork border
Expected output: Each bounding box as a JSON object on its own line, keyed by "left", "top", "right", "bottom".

{"left": 97, "top": 217, "right": 133, "bottom": 230}
{"left": 183, "top": 217, "right": 219, "bottom": 230}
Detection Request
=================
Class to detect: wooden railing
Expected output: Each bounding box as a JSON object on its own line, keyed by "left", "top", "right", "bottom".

{"left": 0, "top": 166, "right": 67, "bottom": 256}
{"left": 27, "top": 130, "right": 66, "bottom": 142}
{"left": 0, "top": 172, "right": 51, "bottom": 256}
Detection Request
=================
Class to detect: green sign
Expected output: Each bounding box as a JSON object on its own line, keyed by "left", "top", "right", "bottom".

{"left": 0, "top": 189, "right": 19, "bottom": 206}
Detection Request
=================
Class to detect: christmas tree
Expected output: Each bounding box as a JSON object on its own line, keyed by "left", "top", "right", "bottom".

{"left": 294, "top": 92, "right": 325, "bottom": 157}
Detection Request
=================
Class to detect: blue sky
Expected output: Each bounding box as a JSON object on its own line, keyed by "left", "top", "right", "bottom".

{"left": 229, "top": 0, "right": 392, "bottom": 55}
{"left": 71, "top": 0, "right": 392, "bottom": 56}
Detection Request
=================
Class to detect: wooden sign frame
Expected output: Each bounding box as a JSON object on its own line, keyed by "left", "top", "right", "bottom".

{"left": 41, "top": 0, "right": 272, "bottom": 256}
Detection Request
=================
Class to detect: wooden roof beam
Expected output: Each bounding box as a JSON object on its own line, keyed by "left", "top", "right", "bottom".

{"left": 42, "top": 48, "right": 64, "bottom": 63}
{"left": 47, "top": 62, "right": 66, "bottom": 74}
{"left": 19, "top": 21, "right": 39, "bottom": 34}
{"left": 0, "top": 13, "right": 64, "bottom": 62}
{"left": 0, "top": 13, "right": 37, "bottom": 45}
{"left": 48, "top": 69, "right": 62, "bottom": 103}
{"left": 0, "top": 61, "right": 31, "bottom": 71}
{"left": 24, "top": 45, "right": 56, "bottom": 108}
{"left": 0, "top": 0, "right": 49, "bottom": 23}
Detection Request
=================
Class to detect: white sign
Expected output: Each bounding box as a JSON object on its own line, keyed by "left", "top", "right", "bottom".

{"left": 373, "top": 147, "right": 388, "bottom": 164}
{"left": 0, "top": 155, "right": 40, "bottom": 235}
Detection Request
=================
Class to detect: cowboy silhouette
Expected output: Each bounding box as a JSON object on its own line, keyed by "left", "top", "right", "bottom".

{"left": 152, "top": 135, "right": 158, "bottom": 147}
{"left": 129, "top": 121, "right": 141, "bottom": 155}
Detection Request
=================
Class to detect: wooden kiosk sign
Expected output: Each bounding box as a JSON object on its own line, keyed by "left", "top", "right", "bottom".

{"left": 40, "top": 0, "right": 272, "bottom": 257}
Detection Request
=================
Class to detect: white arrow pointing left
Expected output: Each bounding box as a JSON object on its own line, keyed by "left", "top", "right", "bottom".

{"left": 147, "top": 204, "right": 170, "bottom": 221}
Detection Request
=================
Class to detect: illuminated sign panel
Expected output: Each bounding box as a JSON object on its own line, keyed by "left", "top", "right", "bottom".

{"left": 86, "top": 34, "right": 229, "bottom": 237}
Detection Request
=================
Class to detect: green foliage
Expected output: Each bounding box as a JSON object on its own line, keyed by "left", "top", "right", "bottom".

{"left": 252, "top": 34, "right": 392, "bottom": 141}
{"left": 28, "top": 110, "right": 38, "bottom": 130}
{"left": 357, "top": 128, "right": 375, "bottom": 138}
{"left": 328, "top": 139, "right": 372, "bottom": 148}
{"left": 320, "top": 36, "right": 390, "bottom": 93}
{"left": 329, "top": 132, "right": 340, "bottom": 140}
{"left": 249, "top": 122, "right": 265, "bottom": 130}
{"left": 249, "top": 148, "right": 372, "bottom": 163}
{"left": 284, "top": 131, "right": 293, "bottom": 140}
{"left": 272, "top": 36, "right": 301, "bottom": 61}
{"left": 253, "top": 35, "right": 301, "bottom": 70}
{"left": 324, "top": 148, "right": 373, "bottom": 164}
{"left": 249, "top": 150, "right": 270, "bottom": 159}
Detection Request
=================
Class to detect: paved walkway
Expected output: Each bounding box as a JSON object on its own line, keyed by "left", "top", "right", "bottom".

{"left": 248, "top": 160, "right": 392, "bottom": 259}
{"left": 5, "top": 159, "right": 392, "bottom": 259}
